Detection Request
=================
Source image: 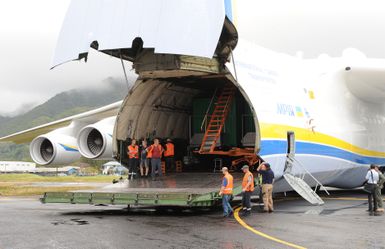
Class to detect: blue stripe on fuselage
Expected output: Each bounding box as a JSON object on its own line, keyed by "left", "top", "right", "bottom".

{"left": 224, "top": 0, "right": 233, "bottom": 21}
{"left": 260, "top": 140, "right": 385, "bottom": 165}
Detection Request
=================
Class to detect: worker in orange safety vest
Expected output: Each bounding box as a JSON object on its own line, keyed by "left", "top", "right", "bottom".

{"left": 127, "top": 139, "right": 139, "bottom": 180}
{"left": 164, "top": 138, "right": 175, "bottom": 173}
{"left": 240, "top": 165, "right": 255, "bottom": 216}
{"left": 219, "top": 167, "right": 234, "bottom": 218}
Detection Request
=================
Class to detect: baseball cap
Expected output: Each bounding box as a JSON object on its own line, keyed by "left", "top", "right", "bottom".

{"left": 262, "top": 162, "right": 271, "bottom": 168}
{"left": 241, "top": 165, "right": 249, "bottom": 170}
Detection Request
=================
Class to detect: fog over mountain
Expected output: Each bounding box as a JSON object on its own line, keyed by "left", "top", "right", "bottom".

{"left": 0, "top": 76, "right": 132, "bottom": 137}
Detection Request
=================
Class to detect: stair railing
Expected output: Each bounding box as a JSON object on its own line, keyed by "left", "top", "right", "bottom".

{"left": 200, "top": 87, "right": 218, "bottom": 132}
{"left": 286, "top": 157, "right": 330, "bottom": 195}
{"left": 218, "top": 87, "right": 234, "bottom": 134}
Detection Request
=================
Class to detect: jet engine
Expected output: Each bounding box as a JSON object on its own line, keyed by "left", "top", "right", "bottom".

{"left": 77, "top": 117, "right": 116, "bottom": 160}
{"left": 30, "top": 132, "right": 80, "bottom": 165}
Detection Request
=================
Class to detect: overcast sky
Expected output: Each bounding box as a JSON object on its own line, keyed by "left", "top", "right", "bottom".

{"left": 1, "top": 0, "right": 385, "bottom": 116}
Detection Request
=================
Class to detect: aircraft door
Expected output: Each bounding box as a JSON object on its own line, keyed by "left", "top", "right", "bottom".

{"left": 284, "top": 131, "right": 295, "bottom": 173}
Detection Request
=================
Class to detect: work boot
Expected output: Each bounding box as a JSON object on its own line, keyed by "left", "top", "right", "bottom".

{"left": 240, "top": 209, "right": 250, "bottom": 217}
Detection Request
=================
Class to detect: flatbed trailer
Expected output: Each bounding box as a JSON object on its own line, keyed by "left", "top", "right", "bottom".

{"left": 41, "top": 173, "right": 244, "bottom": 207}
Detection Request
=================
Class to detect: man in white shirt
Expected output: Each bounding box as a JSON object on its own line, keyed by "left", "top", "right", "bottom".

{"left": 366, "top": 164, "right": 380, "bottom": 212}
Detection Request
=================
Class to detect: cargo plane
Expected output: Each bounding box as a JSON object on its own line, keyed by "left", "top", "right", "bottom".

{"left": 1, "top": 0, "right": 384, "bottom": 206}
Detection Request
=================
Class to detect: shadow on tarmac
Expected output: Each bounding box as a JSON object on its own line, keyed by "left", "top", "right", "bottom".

{"left": 60, "top": 205, "right": 224, "bottom": 218}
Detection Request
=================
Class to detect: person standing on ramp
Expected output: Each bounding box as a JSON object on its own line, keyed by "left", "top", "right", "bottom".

{"left": 127, "top": 139, "right": 139, "bottom": 180}
{"left": 147, "top": 138, "right": 164, "bottom": 181}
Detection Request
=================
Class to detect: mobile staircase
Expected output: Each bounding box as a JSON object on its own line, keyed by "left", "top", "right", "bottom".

{"left": 283, "top": 131, "right": 329, "bottom": 205}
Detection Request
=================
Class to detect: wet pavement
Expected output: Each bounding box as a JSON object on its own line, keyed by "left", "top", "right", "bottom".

{"left": 0, "top": 191, "right": 384, "bottom": 249}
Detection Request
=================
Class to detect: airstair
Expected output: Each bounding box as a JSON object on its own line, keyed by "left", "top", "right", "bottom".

{"left": 283, "top": 132, "right": 329, "bottom": 205}
{"left": 199, "top": 83, "right": 236, "bottom": 153}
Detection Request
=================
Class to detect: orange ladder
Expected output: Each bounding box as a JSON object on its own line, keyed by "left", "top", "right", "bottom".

{"left": 199, "top": 84, "right": 236, "bottom": 153}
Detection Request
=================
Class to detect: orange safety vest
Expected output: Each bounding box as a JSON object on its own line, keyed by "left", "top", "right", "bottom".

{"left": 147, "top": 144, "right": 163, "bottom": 159}
{"left": 242, "top": 171, "right": 255, "bottom": 192}
{"left": 222, "top": 174, "right": 234, "bottom": 195}
{"left": 164, "top": 143, "right": 174, "bottom": 157}
{"left": 127, "top": 145, "right": 139, "bottom": 159}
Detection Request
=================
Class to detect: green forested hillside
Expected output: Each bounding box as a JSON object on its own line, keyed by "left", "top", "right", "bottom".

{"left": 0, "top": 77, "right": 130, "bottom": 163}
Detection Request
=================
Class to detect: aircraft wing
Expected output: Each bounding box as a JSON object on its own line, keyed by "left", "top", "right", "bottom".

{"left": 0, "top": 101, "right": 122, "bottom": 144}
{"left": 345, "top": 63, "right": 385, "bottom": 103}
{"left": 52, "top": 0, "right": 225, "bottom": 68}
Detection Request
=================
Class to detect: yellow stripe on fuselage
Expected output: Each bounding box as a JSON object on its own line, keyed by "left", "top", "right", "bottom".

{"left": 260, "top": 123, "right": 385, "bottom": 158}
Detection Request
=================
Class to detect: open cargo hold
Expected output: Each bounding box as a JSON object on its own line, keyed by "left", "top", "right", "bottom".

{"left": 104, "top": 16, "right": 259, "bottom": 168}
{"left": 114, "top": 73, "right": 259, "bottom": 169}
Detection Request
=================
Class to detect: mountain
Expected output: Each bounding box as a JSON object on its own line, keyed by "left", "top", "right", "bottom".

{"left": 0, "top": 115, "right": 10, "bottom": 125}
{"left": 0, "top": 77, "right": 129, "bottom": 137}
{"left": 0, "top": 77, "right": 131, "bottom": 162}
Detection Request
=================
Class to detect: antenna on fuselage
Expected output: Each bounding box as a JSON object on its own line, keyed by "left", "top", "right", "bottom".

{"left": 119, "top": 50, "right": 130, "bottom": 91}
{"left": 230, "top": 48, "right": 238, "bottom": 82}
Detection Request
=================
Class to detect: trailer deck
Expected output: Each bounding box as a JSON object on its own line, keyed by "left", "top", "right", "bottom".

{"left": 41, "top": 173, "right": 244, "bottom": 207}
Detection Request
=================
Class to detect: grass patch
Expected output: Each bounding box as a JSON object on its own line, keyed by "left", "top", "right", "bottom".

{"left": 0, "top": 183, "right": 93, "bottom": 196}
{"left": 0, "top": 174, "right": 121, "bottom": 183}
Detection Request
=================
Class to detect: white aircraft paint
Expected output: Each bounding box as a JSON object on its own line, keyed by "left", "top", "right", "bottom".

{"left": 52, "top": 0, "right": 225, "bottom": 67}
{"left": 2, "top": 0, "right": 385, "bottom": 191}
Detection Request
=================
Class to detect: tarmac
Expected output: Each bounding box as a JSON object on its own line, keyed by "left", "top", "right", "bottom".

{"left": 0, "top": 190, "right": 384, "bottom": 249}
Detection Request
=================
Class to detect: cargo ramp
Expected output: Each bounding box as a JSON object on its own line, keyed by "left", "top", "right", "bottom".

{"left": 41, "top": 173, "right": 244, "bottom": 207}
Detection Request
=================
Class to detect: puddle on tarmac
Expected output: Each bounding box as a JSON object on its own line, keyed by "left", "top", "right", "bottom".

{"left": 51, "top": 218, "right": 89, "bottom": 226}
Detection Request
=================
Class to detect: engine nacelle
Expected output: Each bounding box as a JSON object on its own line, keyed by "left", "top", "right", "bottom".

{"left": 77, "top": 117, "right": 115, "bottom": 160}
{"left": 30, "top": 133, "right": 81, "bottom": 165}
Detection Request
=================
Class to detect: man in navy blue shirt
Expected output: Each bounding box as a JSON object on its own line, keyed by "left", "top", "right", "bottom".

{"left": 257, "top": 162, "right": 274, "bottom": 212}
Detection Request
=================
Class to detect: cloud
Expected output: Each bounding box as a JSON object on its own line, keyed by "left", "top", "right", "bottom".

{"left": 238, "top": 0, "right": 385, "bottom": 58}
{"left": 0, "top": 0, "right": 136, "bottom": 115}
{"left": 3, "top": 102, "right": 40, "bottom": 117}
{"left": 2, "top": 0, "right": 385, "bottom": 116}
